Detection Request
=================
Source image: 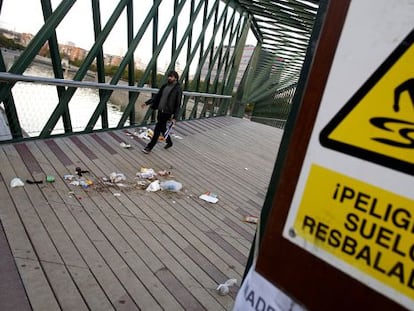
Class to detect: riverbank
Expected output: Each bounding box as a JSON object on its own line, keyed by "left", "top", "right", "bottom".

{"left": 106, "top": 79, "right": 153, "bottom": 122}
{"left": 2, "top": 48, "right": 151, "bottom": 123}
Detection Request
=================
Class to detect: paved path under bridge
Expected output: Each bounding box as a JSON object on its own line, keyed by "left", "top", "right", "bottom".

{"left": 0, "top": 116, "right": 283, "bottom": 311}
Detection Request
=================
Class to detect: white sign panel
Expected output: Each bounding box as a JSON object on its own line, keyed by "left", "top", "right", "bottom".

{"left": 233, "top": 266, "right": 305, "bottom": 311}
{"left": 282, "top": 0, "right": 414, "bottom": 309}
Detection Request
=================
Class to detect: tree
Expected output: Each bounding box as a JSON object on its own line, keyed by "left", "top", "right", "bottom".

{"left": 0, "top": 34, "right": 25, "bottom": 50}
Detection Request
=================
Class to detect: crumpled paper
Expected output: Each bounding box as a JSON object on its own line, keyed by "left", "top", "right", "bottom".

{"left": 217, "top": 278, "right": 237, "bottom": 295}
{"left": 10, "top": 177, "right": 24, "bottom": 188}
{"left": 146, "top": 180, "right": 160, "bottom": 192}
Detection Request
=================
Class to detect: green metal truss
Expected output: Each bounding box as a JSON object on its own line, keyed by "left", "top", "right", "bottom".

{"left": 0, "top": 0, "right": 319, "bottom": 140}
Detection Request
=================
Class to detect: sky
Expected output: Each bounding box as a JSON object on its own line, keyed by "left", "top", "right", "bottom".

{"left": 0, "top": 1, "right": 159, "bottom": 60}
{"left": 0, "top": 0, "right": 256, "bottom": 72}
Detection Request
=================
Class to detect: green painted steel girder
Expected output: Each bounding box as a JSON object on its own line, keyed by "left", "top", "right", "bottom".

{"left": 0, "top": 0, "right": 320, "bottom": 142}
{"left": 40, "top": 0, "right": 131, "bottom": 137}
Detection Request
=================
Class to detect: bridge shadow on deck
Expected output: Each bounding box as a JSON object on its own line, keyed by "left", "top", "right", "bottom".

{"left": 0, "top": 116, "right": 283, "bottom": 311}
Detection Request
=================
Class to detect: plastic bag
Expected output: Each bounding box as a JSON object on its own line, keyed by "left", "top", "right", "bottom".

{"left": 160, "top": 180, "right": 182, "bottom": 192}
{"left": 109, "top": 172, "right": 126, "bottom": 183}
{"left": 216, "top": 278, "right": 237, "bottom": 295}
{"left": 10, "top": 177, "right": 24, "bottom": 188}
{"left": 146, "top": 180, "right": 160, "bottom": 192}
{"left": 136, "top": 168, "right": 156, "bottom": 179}
{"left": 120, "top": 142, "right": 131, "bottom": 148}
{"left": 199, "top": 192, "right": 219, "bottom": 203}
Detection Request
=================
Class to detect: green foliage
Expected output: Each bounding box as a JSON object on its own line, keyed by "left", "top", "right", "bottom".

{"left": 70, "top": 58, "right": 83, "bottom": 68}
{"left": 66, "top": 55, "right": 228, "bottom": 95}
{"left": 0, "top": 34, "right": 25, "bottom": 50}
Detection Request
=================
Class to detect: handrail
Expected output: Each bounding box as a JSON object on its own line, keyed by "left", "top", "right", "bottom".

{"left": 0, "top": 71, "right": 233, "bottom": 143}
{"left": 0, "top": 72, "right": 232, "bottom": 99}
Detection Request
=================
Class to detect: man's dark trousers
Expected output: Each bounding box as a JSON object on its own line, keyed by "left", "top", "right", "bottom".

{"left": 147, "top": 112, "right": 172, "bottom": 150}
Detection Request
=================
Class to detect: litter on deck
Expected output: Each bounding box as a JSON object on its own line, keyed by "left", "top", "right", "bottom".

{"left": 199, "top": 192, "right": 219, "bottom": 203}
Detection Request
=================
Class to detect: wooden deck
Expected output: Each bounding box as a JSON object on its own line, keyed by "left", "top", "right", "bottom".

{"left": 0, "top": 116, "right": 283, "bottom": 311}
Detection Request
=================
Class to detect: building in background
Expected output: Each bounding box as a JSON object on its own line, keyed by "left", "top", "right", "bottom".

{"left": 59, "top": 42, "right": 87, "bottom": 62}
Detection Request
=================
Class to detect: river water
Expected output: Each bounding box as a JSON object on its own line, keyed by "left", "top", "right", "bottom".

{"left": 9, "top": 64, "right": 126, "bottom": 137}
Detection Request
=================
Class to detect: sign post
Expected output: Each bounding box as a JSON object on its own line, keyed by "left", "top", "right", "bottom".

{"left": 251, "top": 0, "right": 414, "bottom": 310}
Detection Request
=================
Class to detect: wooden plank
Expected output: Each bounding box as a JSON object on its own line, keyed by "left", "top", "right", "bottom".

{"left": 38, "top": 140, "right": 153, "bottom": 310}
{"left": 0, "top": 146, "right": 61, "bottom": 310}
{"left": 0, "top": 116, "right": 282, "bottom": 310}
{"left": 13, "top": 141, "right": 118, "bottom": 309}
{"left": 96, "top": 119, "right": 276, "bottom": 257}
{"left": 79, "top": 148, "right": 254, "bottom": 310}
{"left": 45, "top": 139, "right": 73, "bottom": 166}
{"left": 27, "top": 140, "right": 139, "bottom": 310}
{"left": 0, "top": 220, "right": 31, "bottom": 311}
{"left": 69, "top": 136, "right": 98, "bottom": 160}
{"left": 15, "top": 257, "right": 61, "bottom": 311}
{"left": 55, "top": 137, "right": 175, "bottom": 310}
{"left": 68, "top": 196, "right": 163, "bottom": 311}
{"left": 91, "top": 133, "right": 117, "bottom": 155}
{"left": 67, "top": 134, "right": 226, "bottom": 310}
{"left": 4, "top": 144, "right": 90, "bottom": 310}
{"left": 85, "top": 132, "right": 251, "bottom": 273}
{"left": 48, "top": 201, "right": 136, "bottom": 311}
{"left": 130, "top": 136, "right": 261, "bottom": 248}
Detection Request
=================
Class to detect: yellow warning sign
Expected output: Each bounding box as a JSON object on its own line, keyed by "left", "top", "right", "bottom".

{"left": 293, "top": 164, "right": 414, "bottom": 299}
{"left": 320, "top": 29, "right": 414, "bottom": 176}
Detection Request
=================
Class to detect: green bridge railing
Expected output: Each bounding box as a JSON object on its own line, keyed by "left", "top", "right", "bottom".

{"left": 0, "top": 0, "right": 318, "bottom": 143}
{"left": 0, "top": 72, "right": 232, "bottom": 143}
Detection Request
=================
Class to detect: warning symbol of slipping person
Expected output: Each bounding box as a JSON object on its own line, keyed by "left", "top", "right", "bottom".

{"left": 320, "top": 28, "right": 414, "bottom": 176}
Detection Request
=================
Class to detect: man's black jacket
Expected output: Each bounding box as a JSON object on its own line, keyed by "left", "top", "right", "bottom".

{"left": 145, "top": 82, "right": 182, "bottom": 118}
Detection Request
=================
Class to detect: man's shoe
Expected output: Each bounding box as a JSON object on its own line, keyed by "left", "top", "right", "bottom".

{"left": 164, "top": 143, "right": 173, "bottom": 149}
{"left": 142, "top": 147, "right": 151, "bottom": 154}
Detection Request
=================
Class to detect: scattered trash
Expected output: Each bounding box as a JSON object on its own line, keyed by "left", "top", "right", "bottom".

{"left": 136, "top": 180, "right": 150, "bottom": 189}
{"left": 75, "top": 167, "right": 89, "bottom": 177}
{"left": 59, "top": 164, "right": 182, "bottom": 195}
{"left": 199, "top": 192, "right": 219, "bottom": 203}
{"left": 120, "top": 142, "right": 131, "bottom": 148}
{"left": 10, "top": 177, "right": 24, "bottom": 188}
{"left": 157, "top": 170, "right": 171, "bottom": 177}
{"left": 109, "top": 172, "right": 126, "bottom": 183}
{"left": 26, "top": 179, "right": 43, "bottom": 184}
{"left": 63, "top": 174, "right": 76, "bottom": 180}
{"left": 46, "top": 175, "right": 55, "bottom": 183}
{"left": 216, "top": 279, "right": 237, "bottom": 296}
{"left": 171, "top": 134, "right": 182, "bottom": 139}
{"left": 146, "top": 180, "right": 160, "bottom": 192}
{"left": 79, "top": 180, "right": 93, "bottom": 189}
{"left": 243, "top": 215, "right": 259, "bottom": 224}
{"left": 136, "top": 132, "right": 148, "bottom": 140}
{"left": 135, "top": 128, "right": 154, "bottom": 140}
{"left": 160, "top": 180, "right": 182, "bottom": 192}
{"left": 136, "top": 168, "right": 156, "bottom": 179}
{"left": 70, "top": 180, "right": 80, "bottom": 186}
{"left": 116, "top": 183, "right": 128, "bottom": 187}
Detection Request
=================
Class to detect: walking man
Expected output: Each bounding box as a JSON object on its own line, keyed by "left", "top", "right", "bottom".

{"left": 141, "top": 70, "right": 182, "bottom": 154}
